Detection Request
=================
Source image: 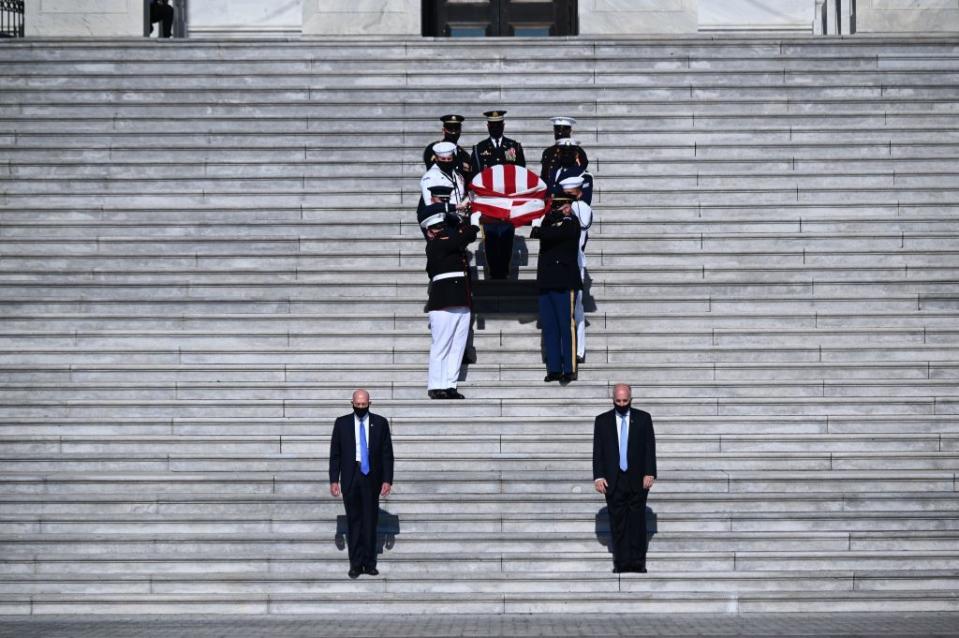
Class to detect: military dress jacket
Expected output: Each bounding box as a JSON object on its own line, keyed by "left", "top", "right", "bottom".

{"left": 534, "top": 213, "right": 583, "bottom": 292}
{"left": 425, "top": 224, "right": 478, "bottom": 311}
{"left": 539, "top": 145, "right": 589, "bottom": 181}
{"left": 471, "top": 136, "right": 526, "bottom": 174}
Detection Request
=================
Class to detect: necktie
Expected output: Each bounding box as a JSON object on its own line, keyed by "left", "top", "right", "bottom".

{"left": 359, "top": 417, "right": 370, "bottom": 476}
{"left": 619, "top": 414, "right": 628, "bottom": 472}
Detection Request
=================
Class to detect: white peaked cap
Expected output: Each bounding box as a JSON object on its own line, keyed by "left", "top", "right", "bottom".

{"left": 420, "top": 212, "right": 447, "bottom": 230}
{"left": 432, "top": 141, "right": 457, "bottom": 157}
{"left": 559, "top": 175, "right": 585, "bottom": 189}
{"left": 550, "top": 116, "right": 577, "bottom": 127}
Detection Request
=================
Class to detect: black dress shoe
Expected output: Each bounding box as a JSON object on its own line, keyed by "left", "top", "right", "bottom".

{"left": 544, "top": 372, "right": 563, "bottom": 382}
{"left": 462, "top": 349, "right": 477, "bottom": 364}
{"left": 576, "top": 355, "right": 585, "bottom": 364}
{"left": 348, "top": 567, "right": 361, "bottom": 579}
{"left": 561, "top": 372, "right": 577, "bottom": 384}
{"left": 446, "top": 388, "right": 465, "bottom": 399}
{"left": 364, "top": 566, "right": 379, "bottom": 576}
{"left": 428, "top": 389, "right": 449, "bottom": 399}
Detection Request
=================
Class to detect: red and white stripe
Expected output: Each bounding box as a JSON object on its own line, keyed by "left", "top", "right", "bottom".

{"left": 469, "top": 164, "right": 547, "bottom": 227}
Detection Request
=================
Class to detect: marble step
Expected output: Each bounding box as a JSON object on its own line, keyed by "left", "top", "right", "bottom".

{"left": 1, "top": 413, "right": 957, "bottom": 436}
{"left": 2, "top": 489, "right": 954, "bottom": 516}
{"left": 2, "top": 588, "right": 957, "bottom": 615}
{"left": 1, "top": 530, "right": 957, "bottom": 556}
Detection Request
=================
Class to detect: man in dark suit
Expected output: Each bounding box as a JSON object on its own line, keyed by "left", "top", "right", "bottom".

{"left": 471, "top": 110, "right": 525, "bottom": 279}
{"left": 530, "top": 194, "right": 582, "bottom": 383}
{"left": 592, "top": 384, "right": 657, "bottom": 573}
{"left": 329, "top": 389, "right": 394, "bottom": 578}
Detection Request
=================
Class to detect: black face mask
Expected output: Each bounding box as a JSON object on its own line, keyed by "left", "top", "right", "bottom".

{"left": 614, "top": 403, "right": 631, "bottom": 417}
{"left": 443, "top": 130, "right": 461, "bottom": 144}
{"left": 353, "top": 405, "right": 369, "bottom": 419}
{"left": 436, "top": 160, "right": 455, "bottom": 174}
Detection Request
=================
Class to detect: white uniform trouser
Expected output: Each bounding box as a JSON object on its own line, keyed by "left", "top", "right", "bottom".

{"left": 428, "top": 307, "right": 471, "bottom": 390}
{"left": 575, "top": 267, "right": 586, "bottom": 358}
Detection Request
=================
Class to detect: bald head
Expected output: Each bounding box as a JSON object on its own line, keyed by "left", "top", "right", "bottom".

{"left": 613, "top": 384, "right": 632, "bottom": 412}
{"left": 352, "top": 389, "right": 370, "bottom": 407}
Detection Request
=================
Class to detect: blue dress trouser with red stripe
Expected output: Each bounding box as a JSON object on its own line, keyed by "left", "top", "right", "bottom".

{"left": 539, "top": 289, "right": 576, "bottom": 375}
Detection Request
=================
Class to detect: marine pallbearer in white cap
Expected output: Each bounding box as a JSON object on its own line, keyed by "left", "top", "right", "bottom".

{"left": 540, "top": 117, "right": 590, "bottom": 186}
{"left": 543, "top": 137, "right": 594, "bottom": 206}
{"left": 423, "top": 201, "right": 482, "bottom": 400}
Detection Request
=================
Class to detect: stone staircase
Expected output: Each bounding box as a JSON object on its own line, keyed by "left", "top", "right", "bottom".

{"left": 0, "top": 35, "right": 958, "bottom": 615}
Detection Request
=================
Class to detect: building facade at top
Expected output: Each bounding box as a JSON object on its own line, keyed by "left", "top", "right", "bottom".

{"left": 23, "top": 1, "right": 959, "bottom": 39}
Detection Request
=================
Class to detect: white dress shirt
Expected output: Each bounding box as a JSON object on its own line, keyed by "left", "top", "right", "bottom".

{"left": 353, "top": 413, "right": 370, "bottom": 463}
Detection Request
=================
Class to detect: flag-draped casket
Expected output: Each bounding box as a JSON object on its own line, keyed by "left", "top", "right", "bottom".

{"left": 469, "top": 164, "right": 548, "bottom": 227}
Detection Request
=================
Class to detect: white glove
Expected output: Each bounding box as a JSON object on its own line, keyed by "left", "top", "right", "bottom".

{"left": 531, "top": 216, "right": 544, "bottom": 228}
{"left": 469, "top": 211, "right": 482, "bottom": 227}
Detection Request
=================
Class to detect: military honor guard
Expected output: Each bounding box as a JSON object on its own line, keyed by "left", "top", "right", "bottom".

{"left": 471, "top": 110, "right": 526, "bottom": 280}
{"left": 417, "top": 185, "right": 460, "bottom": 238}
{"left": 423, "top": 114, "right": 474, "bottom": 184}
{"left": 559, "top": 175, "right": 593, "bottom": 364}
{"left": 540, "top": 116, "right": 589, "bottom": 181}
{"left": 544, "top": 138, "right": 594, "bottom": 205}
{"left": 329, "top": 389, "right": 394, "bottom": 579}
{"left": 420, "top": 141, "right": 467, "bottom": 209}
{"left": 593, "top": 384, "right": 657, "bottom": 573}
{"left": 422, "top": 208, "right": 482, "bottom": 399}
{"left": 530, "top": 193, "right": 583, "bottom": 383}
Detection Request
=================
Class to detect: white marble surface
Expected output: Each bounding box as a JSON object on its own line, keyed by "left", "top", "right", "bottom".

{"left": 26, "top": 0, "right": 141, "bottom": 36}
{"left": 302, "top": 0, "right": 419, "bottom": 35}
{"left": 699, "top": 0, "right": 816, "bottom": 31}
{"left": 189, "top": 0, "right": 303, "bottom": 36}
{"left": 856, "top": 0, "right": 959, "bottom": 32}
{"left": 579, "top": 0, "right": 698, "bottom": 34}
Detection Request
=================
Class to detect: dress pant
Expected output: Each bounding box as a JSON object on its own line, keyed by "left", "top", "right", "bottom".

{"left": 428, "top": 307, "right": 470, "bottom": 390}
{"left": 539, "top": 289, "right": 576, "bottom": 375}
{"left": 342, "top": 463, "right": 380, "bottom": 570}
{"left": 605, "top": 471, "right": 649, "bottom": 570}
{"left": 482, "top": 222, "right": 514, "bottom": 279}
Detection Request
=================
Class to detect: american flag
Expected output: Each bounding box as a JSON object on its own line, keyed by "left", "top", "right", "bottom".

{"left": 469, "top": 164, "right": 548, "bottom": 227}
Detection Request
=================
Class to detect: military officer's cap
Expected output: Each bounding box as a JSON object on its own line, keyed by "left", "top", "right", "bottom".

{"left": 550, "top": 116, "right": 577, "bottom": 128}
{"left": 428, "top": 185, "right": 454, "bottom": 199}
{"left": 559, "top": 175, "right": 585, "bottom": 190}
{"left": 432, "top": 141, "right": 457, "bottom": 158}
{"left": 483, "top": 110, "right": 507, "bottom": 122}
{"left": 420, "top": 211, "right": 448, "bottom": 230}
{"left": 555, "top": 137, "right": 580, "bottom": 147}
{"left": 440, "top": 114, "right": 465, "bottom": 125}
{"left": 551, "top": 192, "right": 575, "bottom": 203}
